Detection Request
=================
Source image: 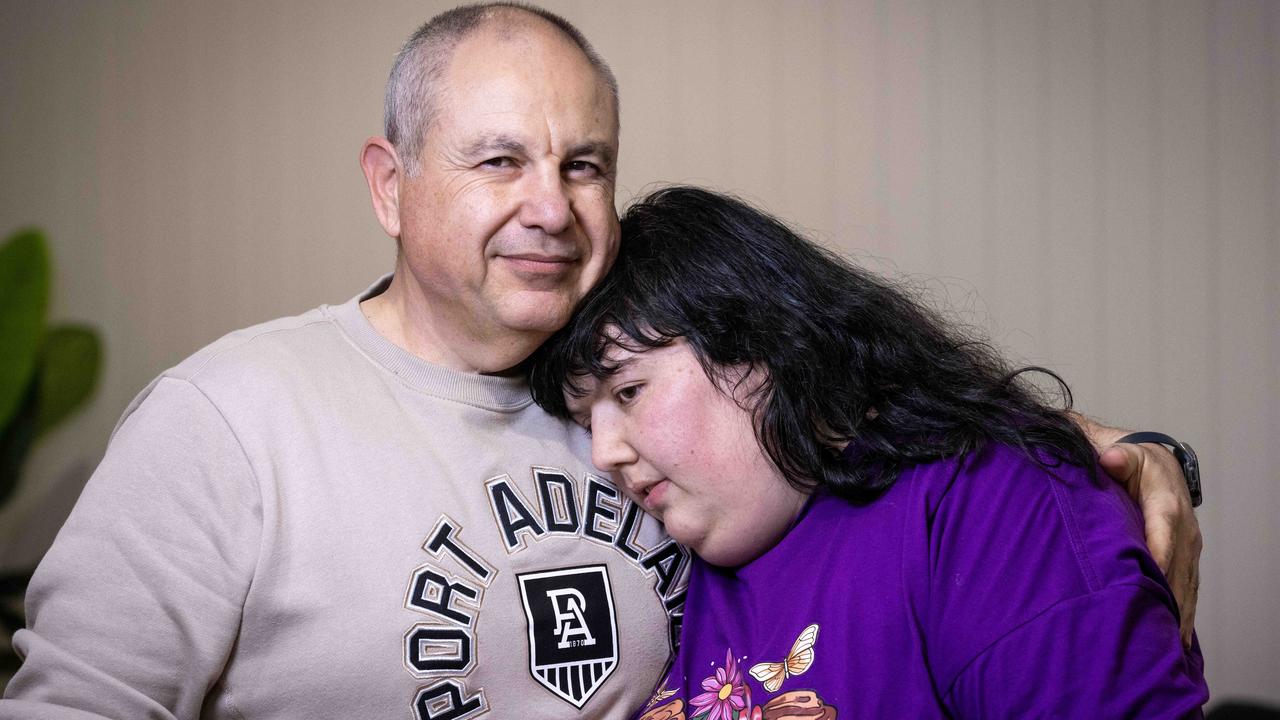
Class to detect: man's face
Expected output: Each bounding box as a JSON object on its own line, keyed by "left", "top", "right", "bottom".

{"left": 394, "top": 24, "right": 620, "bottom": 364}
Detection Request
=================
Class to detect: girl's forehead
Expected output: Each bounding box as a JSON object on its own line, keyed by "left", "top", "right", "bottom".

{"left": 561, "top": 348, "right": 640, "bottom": 409}
{"left": 560, "top": 339, "right": 691, "bottom": 410}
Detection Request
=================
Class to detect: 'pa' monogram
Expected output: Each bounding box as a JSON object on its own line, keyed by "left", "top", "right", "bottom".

{"left": 517, "top": 565, "right": 619, "bottom": 707}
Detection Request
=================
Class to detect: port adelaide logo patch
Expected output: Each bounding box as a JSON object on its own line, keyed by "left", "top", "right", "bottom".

{"left": 517, "top": 564, "right": 619, "bottom": 708}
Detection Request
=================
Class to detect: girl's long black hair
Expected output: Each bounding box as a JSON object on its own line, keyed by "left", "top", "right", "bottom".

{"left": 529, "top": 186, "right": 1096, "bottom": 502}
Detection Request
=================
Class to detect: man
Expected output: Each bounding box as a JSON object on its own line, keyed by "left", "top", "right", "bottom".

{"left": 0, "top": 4, "right": 1199, "bottom": 719}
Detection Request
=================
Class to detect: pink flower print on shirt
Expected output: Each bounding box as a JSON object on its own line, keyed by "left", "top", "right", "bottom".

{"left": 689, "top": 649, "right": 752, "bottom": 720}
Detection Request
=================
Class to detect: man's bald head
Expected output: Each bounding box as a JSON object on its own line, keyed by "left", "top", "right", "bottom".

{"left": 384, "top": 2, "right": 619, "bottom": 176}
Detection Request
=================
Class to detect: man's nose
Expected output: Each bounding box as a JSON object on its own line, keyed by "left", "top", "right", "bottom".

{"left": 518, "top": 165, "right": 574, "bottom": 235}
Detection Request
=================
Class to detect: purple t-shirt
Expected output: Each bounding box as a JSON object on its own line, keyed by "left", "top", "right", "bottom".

{"left": 635, "top": 443, "right": 1207, "bottom": 720}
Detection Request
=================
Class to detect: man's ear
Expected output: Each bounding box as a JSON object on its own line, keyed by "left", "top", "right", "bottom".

{"left": 360, "top": 136, "right": 403, "bottom": 239}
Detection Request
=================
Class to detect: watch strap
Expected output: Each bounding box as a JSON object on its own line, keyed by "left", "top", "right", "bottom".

{"left": 1116, "top": 431, "right": 1202, "bottom": 508}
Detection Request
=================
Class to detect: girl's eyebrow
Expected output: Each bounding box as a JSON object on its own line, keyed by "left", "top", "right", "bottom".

{"left": 606, "top": 355, "right": 639, "bottom": 372}
{"left": 594, "top": 352, "right": 642, "bottom": 383}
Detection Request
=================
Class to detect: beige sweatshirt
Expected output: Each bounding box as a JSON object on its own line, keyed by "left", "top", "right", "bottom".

{"left": 2, "top": 278, "right": 685, "bottom": 720}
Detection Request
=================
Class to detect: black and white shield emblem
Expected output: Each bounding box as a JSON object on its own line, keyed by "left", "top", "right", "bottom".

{"left": 517, "top": 564, "right": 619, "bottom": 708}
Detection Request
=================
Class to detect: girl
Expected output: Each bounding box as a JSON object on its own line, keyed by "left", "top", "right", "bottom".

{"left": 529, "top": 187, "right": 1207, "bottom": 718}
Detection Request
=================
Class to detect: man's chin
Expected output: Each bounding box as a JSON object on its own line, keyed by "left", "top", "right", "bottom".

{"left": 496, "top": 302, "right": 578, "bottom": 335}
{"left": 496, "top": 293, "right": 582, "bottom": 335}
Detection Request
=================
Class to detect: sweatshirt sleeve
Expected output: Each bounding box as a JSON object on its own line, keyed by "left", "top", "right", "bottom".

{"left": 1, "top": 377, "right": 263, "bottom": 719}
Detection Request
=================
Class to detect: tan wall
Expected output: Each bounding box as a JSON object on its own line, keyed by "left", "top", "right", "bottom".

{"left": 2, "top": 0, "right": 1276, "bottom": 706}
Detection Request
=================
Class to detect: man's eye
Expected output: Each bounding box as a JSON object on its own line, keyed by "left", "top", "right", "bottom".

{"left": 614, "top": 384, "right": 641, "bottom": 404}
{"left": 481, "top": 157, "right": 515, "bottom": 169}
{"left": 565, "top": 160, "right": 600, "bottom": 176}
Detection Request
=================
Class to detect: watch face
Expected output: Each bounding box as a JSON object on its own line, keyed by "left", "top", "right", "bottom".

{"left": 1177, "top": 441, "right": 1202, "bottom": 507}
{"left": 1118, "top": 432, "right": 1202, "bottom": 509}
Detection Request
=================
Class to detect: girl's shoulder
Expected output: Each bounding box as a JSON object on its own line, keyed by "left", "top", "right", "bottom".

{"left": 902, "top": 442, "right": 1112, "bottom": 517}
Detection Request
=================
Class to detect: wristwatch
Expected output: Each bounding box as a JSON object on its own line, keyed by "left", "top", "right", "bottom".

{"left": 1116, "top": 431, "right": 1202, "bottom": 508}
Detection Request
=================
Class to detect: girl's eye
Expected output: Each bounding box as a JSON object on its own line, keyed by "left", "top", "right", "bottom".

{"left": 614, "top": 384, "right": 642, "bottom": 404}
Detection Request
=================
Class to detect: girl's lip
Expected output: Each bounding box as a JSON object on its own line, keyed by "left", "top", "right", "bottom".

{"left": 642, "top": 478, "right": 671, "bottom": 511}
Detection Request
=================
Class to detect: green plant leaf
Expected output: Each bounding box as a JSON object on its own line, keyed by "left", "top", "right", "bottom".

{"left": 0, "top": 378, "right": 38, "bottom": 507}
{"left": 35, "top": 324, "right": 103, "bottom": 437}
{"left": 0, "top": 228, "right": 50, "bottom": 429}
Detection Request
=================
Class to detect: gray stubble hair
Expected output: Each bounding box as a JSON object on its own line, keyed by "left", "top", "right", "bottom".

{"left": 383, "top": 2, "right": 620, "bottom": 177}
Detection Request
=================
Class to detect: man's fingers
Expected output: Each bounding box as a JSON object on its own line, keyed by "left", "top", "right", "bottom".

{"left": 1145, "top": 513, "right": 1176, "bottom": 575}
{"left": 1180, "top": 566, "right": 1200, "bottom": 647}
{"left": 1098, "top": 443, "right": 1142, "bottom": 499}
{"left": 1098, "top": 436, "right": 1202, "bottom": 645}
{"left": 1179, "top": 520, "right": 1204, "bottom": 646}
{"left": 1128, "top": 441, "right": 1201, "bottom": 644}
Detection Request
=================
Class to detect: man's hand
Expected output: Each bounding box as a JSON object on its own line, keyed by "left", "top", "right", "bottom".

{"left": 1075, "top": 414, "right": 1202, "bottom": 647}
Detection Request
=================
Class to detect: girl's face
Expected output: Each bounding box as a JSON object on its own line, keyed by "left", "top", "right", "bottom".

{"left": 564, "top": 337, "right": 808, "bottom": 566}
